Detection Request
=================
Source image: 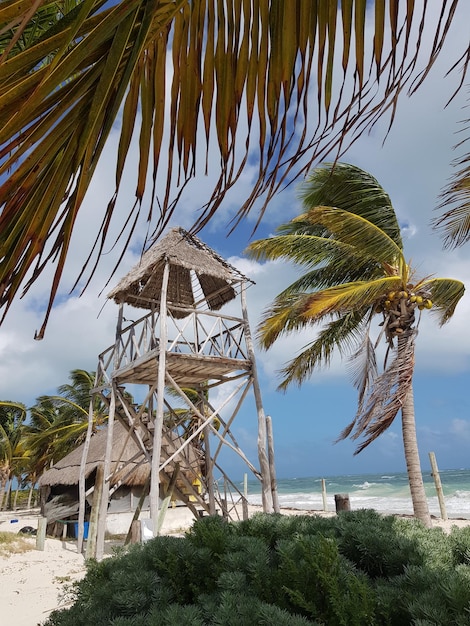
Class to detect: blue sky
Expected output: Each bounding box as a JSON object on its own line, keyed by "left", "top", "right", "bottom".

{"left": 1, "top": 3, "right": 469, "bottom": 481}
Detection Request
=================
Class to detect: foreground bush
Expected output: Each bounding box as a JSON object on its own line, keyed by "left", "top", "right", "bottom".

{"left": 44, "top": 510, "right": 470, "bottom": 626}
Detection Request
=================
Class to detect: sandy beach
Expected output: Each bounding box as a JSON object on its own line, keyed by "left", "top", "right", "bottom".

{"left": 2, "top": 507, "right": 470, "bottom": 626}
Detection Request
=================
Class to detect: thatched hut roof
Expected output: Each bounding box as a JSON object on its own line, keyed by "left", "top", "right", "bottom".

{"left": 107, "top": 227, "right": 251, "bottom": 315}
{"left": 39, "top": 421, "right": 150, "bottom": 488}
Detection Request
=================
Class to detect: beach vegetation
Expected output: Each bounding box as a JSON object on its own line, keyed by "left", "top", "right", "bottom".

{"left": 246, "top": 163, "right": 465, "bottom": 528}
{"left": 43, "top": 510, "right": 470, "bottom": 626}
{"left": 0, "top": 530, "right": 34, "bottom": 556}
{"left": 0, "top": 3, "right": 468, "bottom": 337}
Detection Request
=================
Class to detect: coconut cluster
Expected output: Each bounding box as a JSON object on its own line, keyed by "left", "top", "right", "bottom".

{"left": 376, "top": 287, "right": 432, "bottom": 341}
{"left": 383, "top": 289, "right": 433, "bottom": 312}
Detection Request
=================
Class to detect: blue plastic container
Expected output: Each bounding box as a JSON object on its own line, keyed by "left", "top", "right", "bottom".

{"left": 73, "top": 522, "right": 89, "bottom": 539}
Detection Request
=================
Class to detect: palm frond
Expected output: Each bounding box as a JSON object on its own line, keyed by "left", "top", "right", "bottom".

{"left": 346, "top": 318, "right": 378, "bottom": 414}
{"left": 246, "top": 234, "right": 358, "bottom": 268}
{"left": 434, "top": 195, "right": 470, "bottom": 249}
{"left": 338, "top": 332, "right": 416, "bottom": 453}
{"left": 417, "top": 277, "right": 465, "bottom": 324}
{"left": 301, "top": 277, "right": 404, "bottom": 319}
{"left": 433, "top": 94, "right": 470, "bottom": 249}
{"left": 257, "top": 291, "right": 315, "bottom": 349}
{"left": 0, "top": 3, "right": 468, "bottom": 334}
{"left": 303, "top": 205, "right": 406, "bottom": 272}
{"left": 277, "top": 311, "right": 367, "bottom": 391}
{"left": 277, "top": 261, "right": 385, "bottom": 296}
{"left": 297, "top": 163, "right": 403, "bottom": 247}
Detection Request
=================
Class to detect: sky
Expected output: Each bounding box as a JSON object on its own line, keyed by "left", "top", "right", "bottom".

{"left": 1, "top": 3, "right": 470, "bottom": 482}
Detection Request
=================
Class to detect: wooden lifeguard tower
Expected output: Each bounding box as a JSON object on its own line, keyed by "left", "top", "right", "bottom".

{"left": 80, "top": 228, "right": 278, "bottom": 558}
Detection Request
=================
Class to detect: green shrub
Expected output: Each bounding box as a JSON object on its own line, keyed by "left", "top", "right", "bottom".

{"left": 43, "top": 510, "right": 470, "bottom": 626}
{"left": 276, "top": 534, "right": 376, "bottom": 625}
{"left": 334, "top": 510, "right": 424, "bottom": 578}
{"left": 449, "top": 526, "right": 470, "bottom": 566}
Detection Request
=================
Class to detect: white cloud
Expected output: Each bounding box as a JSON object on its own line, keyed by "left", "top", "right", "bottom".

{"left": 450, "top": 419, "right": 470, "bottom": 442}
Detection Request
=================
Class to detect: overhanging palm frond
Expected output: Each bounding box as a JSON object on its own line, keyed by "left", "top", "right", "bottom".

{"left": 417, "top": 277, "right": 465, "bottom": 324}
{"left": 277, "top": 311, "right": 367, "bottom": 391}
{"left": 297, "top": 163, "right": 403, "bottom": 247}
{"left": 0, "top": 1, "right": 70, "bottom": 58}
{"left": 0, "top": 2, "right": 468, "bottom": 335}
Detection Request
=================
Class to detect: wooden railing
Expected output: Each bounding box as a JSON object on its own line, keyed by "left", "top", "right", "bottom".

{"left": 96, "top": 308, "right": 249, "bottom": 382}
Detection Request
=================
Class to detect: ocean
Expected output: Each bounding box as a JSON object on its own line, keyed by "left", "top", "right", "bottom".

{"left": 244, "top": 469, "right": 470, "bottom": 519}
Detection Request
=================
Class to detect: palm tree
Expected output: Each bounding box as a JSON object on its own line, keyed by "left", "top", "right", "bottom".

{"left": 0, "top": 2, "right": 468, "bottom": 336}
{"left": 0, "top": 401, "right": 28, "bottom": 510}
{"left": 24, "top": 369, "right": 108, "bottom": 471}
{"left": 246, "top": 163, "right": 465, "bottom": 527}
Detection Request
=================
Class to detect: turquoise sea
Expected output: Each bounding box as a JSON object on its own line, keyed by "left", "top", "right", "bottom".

{"left": 244, "top": 469, "right": 470, "bottom": 519}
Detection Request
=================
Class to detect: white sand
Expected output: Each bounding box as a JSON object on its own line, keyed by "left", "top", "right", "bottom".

{"left": 1, "top": 507, "right": 469, "bottom": 626}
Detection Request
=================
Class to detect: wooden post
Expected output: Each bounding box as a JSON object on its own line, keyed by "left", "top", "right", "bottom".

{"left": 36, "top": 516, "right": 47, "bottom": 551}
{"left": 266, "top": 416, "right": 280, "bottom": 513}
{"left": 241, "top": 283, "right": 274, "bottom": 513}
{"left": 334, "top": 493, "right": 350, "bottom": 512}
{"left": 130, "top": 520, "right": 141, "bottom": 544}
{"left": 429, "top": 451, "right": 448, "bottom": 521}
{"left": 156, "top": 465, "right": 179, "bottom": 534}
{"left": 125, "top": 476, "right": 150, "bottom": 546}
{"left": 85, "top": 465, "right": 104, "bottom": 560}
{"left": 321, "top": 479, "right": 328, "bottom": 512}
{"left": 96, "top": 304, "right": 124, "bottom": 560}
{"left": 242, "top": 473, "right": 249, "bottom": 520}
{"left": 150, "top": 261, "right": 170, "bottom": 529}
{"left": 78, "top": 396, "right": 95, "bottom": 554}
{"left": 204, "top": 422, "right": 216, "bottom": 515}
{"left": 96, "top": 382, "right": 117, "bottom": 560}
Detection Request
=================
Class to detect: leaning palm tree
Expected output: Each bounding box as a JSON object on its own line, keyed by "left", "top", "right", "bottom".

{"left": 247, "top": 163, "right": 465, "bottom": 527}
{"left": 0, "top": 2, "right": 468, "bottom": 337}
{"left": 24, "top": 369, "right": 108, "bottom": 471}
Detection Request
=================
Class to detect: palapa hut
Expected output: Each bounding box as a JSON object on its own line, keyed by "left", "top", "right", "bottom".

{"left": 76, "top": 227, "right": 277, "bottom": 558}
{"left": 39, "top": 421, "right": 150, "bottom": 535}
{"left": 39, "top": 419, "right": 203, "bottom": 536}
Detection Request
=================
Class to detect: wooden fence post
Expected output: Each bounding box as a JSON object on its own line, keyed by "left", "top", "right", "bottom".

{"left": 321, "top": 479, "right": 328, "bottom": 512}
{"left": 36, "top": 517, "right": 47, "bottom": 551}
{"left": 429, "top": 451, "right": 448, "bottom": 521}
{"left": 334, "top": 493, "right": 350, "bottom": 513}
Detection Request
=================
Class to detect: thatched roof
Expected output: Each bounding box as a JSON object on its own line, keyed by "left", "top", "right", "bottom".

{"left": 39, "top": 420, "right": 203, "bottom": 489}
{"left": 107, "top": 227, "right": 251, "bottom": 314}
{"left": 39, "top": 421, "right": 150, "bottom": 488}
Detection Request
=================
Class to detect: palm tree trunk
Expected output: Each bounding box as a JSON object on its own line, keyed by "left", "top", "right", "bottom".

{"left": 4, "top": 478, "right": 12, "bottom": 510}
{"left": 13, "top": 485, "right": 19, "bottom": 511}
{"left": 27, "top": 484, "right": 34, "bottom": 509}
{"left": 401, "top": 384, "right": 432, "bottom": 527}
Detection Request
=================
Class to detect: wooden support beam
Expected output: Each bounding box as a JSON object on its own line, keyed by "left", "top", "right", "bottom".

{"left": 150, "top": 263, "right": 170, "bottom": 526}
{"left": 86, "top": 464, "right": 104, "bottom": 560}
{"left": 241, "top": 283, "right": 274, "bottom": 513}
